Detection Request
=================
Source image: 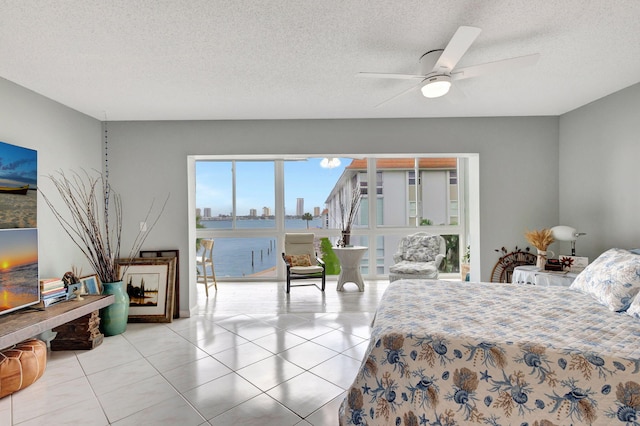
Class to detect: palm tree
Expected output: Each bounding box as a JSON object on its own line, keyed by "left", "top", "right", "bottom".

{"left": 301, "top": 212, "right": 313, "bottom": 228}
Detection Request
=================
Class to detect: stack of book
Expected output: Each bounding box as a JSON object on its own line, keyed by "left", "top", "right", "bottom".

{"left": 39, "top": 278, "right": 67, "bottom": 307}
{"left": 544, "top": 259, "right": 564, "bottom": 271}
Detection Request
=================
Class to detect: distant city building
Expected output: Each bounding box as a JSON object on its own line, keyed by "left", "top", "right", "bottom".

{"left": 196, "top": 208, "right": 201, "bottom": 218}
{"left": 313, "top": 206, "right": 320, "bottom": 217}
{"left": 296, "top": 198, "right": 304, "bottom": 216}
{"left": 321, "top": 208, "right": 329, "bottom": 228}
{"left": 249, "top": 208, "right": 257, "bottom": 217}
{"left": 262, "top": 206, "right": 271, "bottom": 217}
{"left": 203, "top": 207, "right": 212, "bottom": 218}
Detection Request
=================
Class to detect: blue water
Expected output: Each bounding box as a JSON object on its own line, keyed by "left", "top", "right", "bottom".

{"left": 200, "top": 218, "right": 324, "bottom": 277}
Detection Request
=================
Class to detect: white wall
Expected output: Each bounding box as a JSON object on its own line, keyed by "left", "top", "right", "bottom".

{"left": 106, "top": 117, "right": 559, "bottom": 313}
{"left": 383, "top": 171, "right": 407, "bottom": 226}
{"left": 0, "top": 77, "right": 101, "bottom": 277}
{"left": 557, "top": 82, "right": 640, "bottom": 261}
{"left": 422, "top": 171, "right": 448, "bottom": 225}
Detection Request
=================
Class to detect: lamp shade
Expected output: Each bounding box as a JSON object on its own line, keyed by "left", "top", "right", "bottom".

{"left": 420, "top": 75, "right": 451, "bottom": 98}
{"left": 551, "top": 225, "right": 578, "bottom": 241}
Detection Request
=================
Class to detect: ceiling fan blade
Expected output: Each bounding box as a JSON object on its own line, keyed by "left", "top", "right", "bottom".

{"left": 356, "top": 72, "right": 425, "bottom": 80}
{"left": 450, "top": 53, "right": 540, "bottom": 81}
{"left": 433, "top": 26, "right": 482, "bottom": 72}
{"left": 374, "top": 81, "right": 423, "bottom": 108}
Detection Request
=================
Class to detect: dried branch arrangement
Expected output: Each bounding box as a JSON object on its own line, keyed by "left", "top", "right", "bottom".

{"left": 339, "top": 186, "right": 361, "bottom": 233}
{"left": 41, "top": 170, "right": 168, "bottom": 284}
{"left": 524, "top": 228, "right": 555, "bottom": 251}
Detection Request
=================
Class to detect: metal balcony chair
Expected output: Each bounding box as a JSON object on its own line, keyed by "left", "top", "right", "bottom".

{"left": 282, "top": 233, "right": 326, "bottom": 293}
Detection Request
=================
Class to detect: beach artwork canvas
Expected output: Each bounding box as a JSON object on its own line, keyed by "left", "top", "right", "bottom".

{"left": 0, "top": 228, "right": 39, "bottom": 315}
{"left": 0, "top": 140, "right": 37, "bottom": 229}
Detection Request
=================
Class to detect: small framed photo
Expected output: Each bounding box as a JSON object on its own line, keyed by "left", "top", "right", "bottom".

{"left": 116, "top": 257, "right": 176, "bottom": 323}
{"left": 79, "top": 274, "right": 101, "bottom": 295}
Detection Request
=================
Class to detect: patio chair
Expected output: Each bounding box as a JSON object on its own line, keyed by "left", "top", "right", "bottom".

{"left": 389, "top": 232, "right": 446, "bottom": 282}
{"left": 282, "top": 233, "right": 326, "bottom": 293}
{"left": 196, "top": 239, "right": 217, "bottom": 296}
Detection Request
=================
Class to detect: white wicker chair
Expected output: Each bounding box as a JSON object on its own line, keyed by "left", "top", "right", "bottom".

{"left": 389, "top": 233, "right": 446, "bottom": 282}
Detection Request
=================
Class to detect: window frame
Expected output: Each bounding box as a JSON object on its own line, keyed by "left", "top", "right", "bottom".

{"left": 193, "top": 154, "right": 474, "bottom": 281}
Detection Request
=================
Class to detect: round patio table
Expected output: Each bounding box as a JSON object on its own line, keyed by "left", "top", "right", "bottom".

{"left": 334, "top": 246, "right": 367, "bottom": 291}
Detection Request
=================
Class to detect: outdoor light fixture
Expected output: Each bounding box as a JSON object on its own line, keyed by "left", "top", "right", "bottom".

{"left": 551, "top": 225, "right": 586, "bottom": 256}
{"left": 320, "top": 157, "right": 341, "bottom": 169}
{"left": 421, "top": 75, "right": 452, "bottom": 98}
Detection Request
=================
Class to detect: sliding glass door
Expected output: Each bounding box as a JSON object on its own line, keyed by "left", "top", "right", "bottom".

{"left": 194, "top": 156, "right": 469, "bottom": 281}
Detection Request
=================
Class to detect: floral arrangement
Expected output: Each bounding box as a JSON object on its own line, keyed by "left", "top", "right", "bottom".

{"left": 524, "top": 228, "right": 555, "bottom": 251}
{"left": 42, "top": 170, "right": 168, "bottom": 284}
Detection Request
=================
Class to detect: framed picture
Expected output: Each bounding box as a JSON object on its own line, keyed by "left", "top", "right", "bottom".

{"left": 140, "top": 249, "right": 179, "bottom": 318}
{"left": 0, "top": 140, "right": 37, "bottom": 230}
{"left": 79, "top": 274, "right": 101, "bottom": 295}
{"left": 116, "top": 257, "right": 176, "bottom": 323}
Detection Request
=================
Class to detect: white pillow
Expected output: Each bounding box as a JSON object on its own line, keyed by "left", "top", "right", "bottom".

{"left": 570, "top": 248, "right": 640, "bottom": 312}
{"left": 627, "top": 292, "right": 640, "bottom": 318}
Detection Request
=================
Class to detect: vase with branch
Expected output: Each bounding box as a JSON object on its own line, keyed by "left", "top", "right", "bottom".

{"left": 338, "top": 186, "right": 361, "bottom": 247}
{"left": 42, "top": 169, "right": 168, "bottom": 335}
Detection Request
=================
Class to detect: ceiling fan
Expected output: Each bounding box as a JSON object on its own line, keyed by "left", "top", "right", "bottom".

{"left": 357, "top": 26, "right": 539, "bottom": 107}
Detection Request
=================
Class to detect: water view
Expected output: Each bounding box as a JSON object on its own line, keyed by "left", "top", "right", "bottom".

{"left": 200, "top": 218, "right": 324, "bottom": 277}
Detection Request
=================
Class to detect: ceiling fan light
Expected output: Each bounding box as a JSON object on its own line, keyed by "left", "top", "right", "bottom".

{"left": 421, "top": 75, "right": 452, "bottom": 98}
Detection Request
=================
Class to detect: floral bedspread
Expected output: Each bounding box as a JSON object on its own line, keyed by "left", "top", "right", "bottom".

{"left": 339, "top": 280, "right": 640, "bottom": 425}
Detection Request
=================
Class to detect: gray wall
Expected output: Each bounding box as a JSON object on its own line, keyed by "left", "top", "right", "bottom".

{"left": 556, "top": 82, "right": 640, "bottom": 260}
{"left": 106, "top": 117, "right": 559, "bottom": 314}
{"left": 4, "top": 75, "right": 637, "bottom": 316}
{"left": 22, "top": 74, "right": 640, "bottom": 317}
{"left": 0, "top": 77, "right": 101, "bottom": 277}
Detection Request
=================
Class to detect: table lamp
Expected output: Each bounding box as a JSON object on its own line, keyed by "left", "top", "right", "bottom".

{"left": 550, "top": 225, "right": 586, "bottom": 256}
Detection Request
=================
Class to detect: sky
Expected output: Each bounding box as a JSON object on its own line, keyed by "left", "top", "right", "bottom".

{"left": 196, "top": 158, "right": 348, "bottom": 216}
{"left": 0, "top": 141, "right": 38, "bottom": 187}
{"left": 0, "top": 229, "right": 38, "bottom": 270}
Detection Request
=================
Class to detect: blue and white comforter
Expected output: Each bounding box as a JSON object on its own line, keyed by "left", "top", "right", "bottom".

{"left": 339, "top": 280, "right": 640, "bottom": 425}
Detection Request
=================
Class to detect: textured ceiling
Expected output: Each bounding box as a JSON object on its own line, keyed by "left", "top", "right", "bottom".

{"left": 1, "top": 1, "right": 639, "bottom": 121}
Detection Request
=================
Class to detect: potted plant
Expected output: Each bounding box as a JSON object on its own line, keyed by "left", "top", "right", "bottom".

{"left": 42, "top": 170, "right": 167, "bottom": 335}
{"left": 461, "top": 245, "right": 470, "bottom": 281}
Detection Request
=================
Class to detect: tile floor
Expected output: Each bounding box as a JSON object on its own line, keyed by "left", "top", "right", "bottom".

{"left": 1, "top": 280, "right": 389, "bottom": 425}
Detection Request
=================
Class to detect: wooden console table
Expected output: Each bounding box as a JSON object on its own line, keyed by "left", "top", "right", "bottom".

{"left": 0, "top": 295, "right": 114, "bottom": 350}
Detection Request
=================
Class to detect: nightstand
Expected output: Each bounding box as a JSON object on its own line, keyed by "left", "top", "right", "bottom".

{"left": 512, "top": 265, "right": 578, "bottom": 287}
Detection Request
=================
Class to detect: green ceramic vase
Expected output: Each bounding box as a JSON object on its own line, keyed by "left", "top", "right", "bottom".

{"left": 100, "top": 281, "right": 130, "bottom": 336}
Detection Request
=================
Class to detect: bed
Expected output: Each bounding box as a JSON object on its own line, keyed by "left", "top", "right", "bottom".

{"left": 339, "top": 248, "right": 640, "bottom": 426}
